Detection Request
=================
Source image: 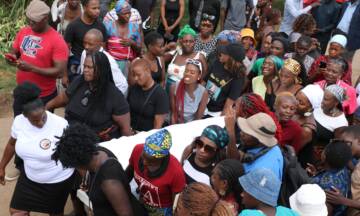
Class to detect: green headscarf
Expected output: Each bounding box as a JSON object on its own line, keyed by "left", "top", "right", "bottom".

{"left": 178, "top": 25, "right": 197, "bottom": 38}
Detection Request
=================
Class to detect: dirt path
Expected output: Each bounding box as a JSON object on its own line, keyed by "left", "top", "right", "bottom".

{"left": 0, "top": 108, "right": 73, "bottom": 216}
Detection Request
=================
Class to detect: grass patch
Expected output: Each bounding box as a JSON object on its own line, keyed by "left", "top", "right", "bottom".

{"left": 0, "top": 57, "right": 16, "bottom": 94}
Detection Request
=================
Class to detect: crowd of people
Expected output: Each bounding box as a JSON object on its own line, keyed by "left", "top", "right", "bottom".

{"left": 1, "top": 0, "right": 360, "bottom": 215}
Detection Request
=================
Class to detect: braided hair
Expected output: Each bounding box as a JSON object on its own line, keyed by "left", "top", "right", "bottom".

{"left": 237, "top": 93, "right": 282, "bottom": 142}
{"left": 179, "top": 182, "right": 234, "bottom": 216}
{"left": 215, "top": 159, "right": 244, "bottom": 208}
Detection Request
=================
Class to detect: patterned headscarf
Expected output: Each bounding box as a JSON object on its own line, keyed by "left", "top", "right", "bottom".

{"left": 144, "top": 129, "right": 172, "bottom": 158}
{"left": 178, "top": 25, "right": 197, "bottom": 38}
{"left": 326, "top": 84, "right": 346, "bottom": 103}
{"left": 217, "top": 30, "right": 239, "bottom": 43}
{"left": 115, "top": 0, "right": 131, "bottom": 14}
{"left": 282, "top": 58, "right": 301, "bottom": 83}
{"left": 201, "top": 125, "right": 229, "bottom": 149}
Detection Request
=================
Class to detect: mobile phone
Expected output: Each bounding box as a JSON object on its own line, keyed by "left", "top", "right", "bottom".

{"left": 319, "top": 61, "right": 327, "bottom": 69}
{"left": 4, "top": 53, "right": 17, "bottom": 62}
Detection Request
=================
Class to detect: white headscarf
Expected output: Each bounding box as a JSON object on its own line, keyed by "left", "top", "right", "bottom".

{"left": 301, "top": 84, "right": 324, "bottom": 109}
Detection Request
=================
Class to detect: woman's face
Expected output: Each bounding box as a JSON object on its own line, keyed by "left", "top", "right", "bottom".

{"left": 275, "top": 97, "right": 298, "bottom": 121}
{"left": 84, "top": 0, "right": 100, "bottom": 19}
{"left": 194, "top": 137, "right": 218, "bottom": 164}
{"left": 321, "top": 90, "right": 339, "bottom": 113}
{"left": 132, "top": 65, "right": 151, "bottom": 87}
{"left": 262, "top": 35, "right": 272, "bottom": 54}
{"left": 279, "top": 68, "right": 296, "bottom": 87}
{"left": 262, "top": 57, "right": 276, "bottom": 77}
{"left": 324, "top": 62, "right": 343, "bottom": 85}
{"left": 235, "top": 98, "right": 249, "bottom": 118}
{"left": 118, "top": 10, "right": 131, "bottom": 23}
{"left": 328, "top": 43, "right": 344, "bottom": 58}
{"left": 149, "top": 38, "right": 165, "bottom": 56}
{"left": 200, "top": 20, "right": 214, "bottom": 36}
{"left": 210, "top": 166, "right": 227, "bottom": 196}
{"left": 296, "top": 91, "right": 312, "bottom": 114}
{"left": 218, "top": 52, "right": 230, "bottom": 64}
{"left": 83, "top": 56, "right": 96, "bottom": 82}
{"left": 241, "top": 190, "right": 259, "bottom": 209}
{"left": 184, "top": 64, "right": 201, "bottom": 84}
{"left": 26, "top": 108, "right": 47, "bottom": 128}
{"left": 180, "top": 35, "right": 195, "bottom": 54}
{"left": 270, "top": 40, "right": 285, "bottom": 57}
{"left": 241, "top": 37, "right": 254, "bottom": 50}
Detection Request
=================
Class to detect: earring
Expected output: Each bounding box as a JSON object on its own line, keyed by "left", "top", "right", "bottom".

{"left": 219, "top": 189, "right": 226, "bottom": 197}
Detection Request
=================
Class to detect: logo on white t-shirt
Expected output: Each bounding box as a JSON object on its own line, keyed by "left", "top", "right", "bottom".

{"left": 39, "top": 139, "right": 51, "bottom": 150}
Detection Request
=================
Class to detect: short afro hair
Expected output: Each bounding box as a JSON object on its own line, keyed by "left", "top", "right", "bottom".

{"left": 324, "top": 140, "right": 352, "bottom": 170}
{"left": 52, "top": 123, "right": 100, "bottom": 168}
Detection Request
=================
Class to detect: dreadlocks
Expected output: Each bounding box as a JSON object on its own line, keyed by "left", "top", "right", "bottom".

{"left": 237, "top": 93, "right": 283, "bottom": 142}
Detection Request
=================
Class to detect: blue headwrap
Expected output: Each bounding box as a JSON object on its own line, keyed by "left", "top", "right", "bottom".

{"left": 201, "top": 125, "right": 229, "bottom": 149}
{"left": 217, "top": 30, "right": 239, "bottom": 44}
{"left": 115, "top": 0, "right": 131, "bottom": 14}
{"left": 144, "top": 129, "right": 172, "bottom": 158}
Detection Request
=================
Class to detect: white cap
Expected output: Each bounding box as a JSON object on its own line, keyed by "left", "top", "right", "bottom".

{"left": 290, "top": 184, "right": 328, "bottom": 216}
{"left": 329, "top": 34, "right": 347, "bottom": 48}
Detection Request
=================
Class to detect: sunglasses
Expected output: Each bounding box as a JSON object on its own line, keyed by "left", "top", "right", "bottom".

{"left": 81, "top": 89, "right": 91, "bottom": 107}
{"left": 194, "top": 138, "right": 217, "bottom": 153}
{"left": 202, "top": 13, "right": 216, "bottom": 21}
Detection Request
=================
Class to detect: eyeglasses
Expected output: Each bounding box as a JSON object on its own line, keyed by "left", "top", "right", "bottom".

{"left": 81, "top": 90, "right": 91, "bottom": 107}
{"left": 202, "top": 13, "right": 216, "bottom": 21}
{"left": 194, "top": 138, "right": 217, "bottom": 153}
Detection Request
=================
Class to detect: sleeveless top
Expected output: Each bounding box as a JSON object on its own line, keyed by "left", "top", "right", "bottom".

{"left": 165, "top": 0, "right": 180, "bottom": 24}
{"left": 167, "top": 52, "right": 201, "bottom": 83}
{"left": 174, "top": 82, "right": 206, "bottom": 123}
{"left": 151, "top": 57, "right": 163, "bottom": 84}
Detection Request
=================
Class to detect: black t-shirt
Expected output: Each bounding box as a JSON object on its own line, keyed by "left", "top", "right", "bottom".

{"left": 64, "top": 17, "right": 107, "bottom": 59}
{"left": 205, "top": 60, "right": 244, "bottom": 112}
{"left": 127, "top": 84, "right": 169, "bottom": 131}
{"left": 131, "top": 0, "right": 157, "bottom": 20}
{"left": 89, "top": 147, "right": 144, "bottom": 216}
{"left": 65, "top": 77, "right": 129, "bottom": 133}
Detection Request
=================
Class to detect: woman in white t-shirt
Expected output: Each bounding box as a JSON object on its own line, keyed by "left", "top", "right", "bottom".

{"left": 0, "top": 82, "right": 74, "bottom": 216}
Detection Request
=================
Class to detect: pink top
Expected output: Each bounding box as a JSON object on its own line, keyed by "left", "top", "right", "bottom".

{"left": 316, "top": 80, "right": 357, "bottom": 115}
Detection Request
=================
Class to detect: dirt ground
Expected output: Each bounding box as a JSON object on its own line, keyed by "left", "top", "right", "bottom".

{"left": 0, "top": 108, "right": 74, "bottom": 216}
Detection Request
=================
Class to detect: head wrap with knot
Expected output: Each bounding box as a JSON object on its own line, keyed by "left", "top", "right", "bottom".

{"left": 326, "top": 84, "right": 346, "bottom": 104}
{"left": 301, "top": 84, "right": 324, "bottom": 110}
{"left": 115, "top": 0, "right": 131, "bottom": 14}
{"left": 217, "top": 30, "right": 239, "bottom": 43}
{"left": 201, "top": 125, "right": 229, "bottom": 149}
{"left": 265, "top": 55, "right": 284, "bottom": 72}
{"left": 178, "top": 25, "right": 197, "bottom": 38}
{"left": 26, "top": 0, "right": 50, "bottom": 22}
{"left": 144, "top": 129, "right": 172, "bottom": 158}
{"left": 282, "top": 58, "right": 301, "bottom": 83}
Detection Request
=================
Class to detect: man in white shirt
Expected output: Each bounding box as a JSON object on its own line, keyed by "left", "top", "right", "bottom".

{"left": 80, "top": 29, "right": 128, "bottom": 95}
{"left": 279, "top": 0, "right": 321, "bottom": 35}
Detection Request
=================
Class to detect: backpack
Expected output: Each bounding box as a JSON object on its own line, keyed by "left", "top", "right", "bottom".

{"left": 278, "top": 145, "right": 311, "bottom": 207}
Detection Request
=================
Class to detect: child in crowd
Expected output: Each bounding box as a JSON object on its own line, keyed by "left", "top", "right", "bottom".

{"left": 309, "top": 140, "right": 352, "bottom": 216}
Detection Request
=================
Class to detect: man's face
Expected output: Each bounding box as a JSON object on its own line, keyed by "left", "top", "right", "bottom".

{"left": 27, "top": 16, "right": 48, "bottom": 33}
{"left": 83, "top": 34, "right": 102, "bottom": 53}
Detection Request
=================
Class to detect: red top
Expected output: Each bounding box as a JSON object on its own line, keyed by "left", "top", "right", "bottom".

{"left": 280, "top": 120, "right": 304, "bottom": 154}
{"left": 308, "top": 55, "right": 352, "bottom": 85}
{"left": 129, "top": 144, "right": 186, "bottom": 208}
{"left": 13, "top": 26, "right": 69, "bottom": 97}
